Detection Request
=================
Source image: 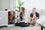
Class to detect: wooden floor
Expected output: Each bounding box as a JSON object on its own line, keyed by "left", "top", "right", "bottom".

{"left": 0, "top": 26, "right": 45, "bottom": 30}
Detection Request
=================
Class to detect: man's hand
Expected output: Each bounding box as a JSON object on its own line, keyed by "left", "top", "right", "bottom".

{"left": 33, "top": 16, "right": 36, "bottom": 19}
{"left": 29, "top": 22, "right": 33, "bottom": 24}
{"left": 15, "top": 16, "right": 18, "bottom": 19}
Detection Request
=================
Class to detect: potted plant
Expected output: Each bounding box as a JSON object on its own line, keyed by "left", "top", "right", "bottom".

{"left": 17, "top": 0, "right": 24, "bottom": 12}
{"left": 16, "top": 0, "right": 24, "bottom": 21}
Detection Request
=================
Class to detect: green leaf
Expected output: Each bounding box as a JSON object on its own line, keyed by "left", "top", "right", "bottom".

{"left": 18, "top": 0, "right": 21, "bottom": 6}
{"left": 17, "top": 6, "right": 20, "bottom": 12}
{"left": 17, "top": 6, "right": 19, "bottom": 9}
{"left": 17, "top": 0, "right": 24, "bottom": 12}
{"left": 21, "top": 2, "right": 24, "bottom": 5}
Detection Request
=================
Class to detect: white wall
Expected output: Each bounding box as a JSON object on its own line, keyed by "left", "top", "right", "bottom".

{"left": 0, "top": 0, "right": 1, "bottom": 10}
{"left": 16, "top": 0, "right": 45, "bottom": 10}
{"left": 0, "top": 0, "right": 10, "bottom": 10}
{"left": 0, "top": 0, "right": 16, "bottom": 10}
{"left": 0, "top": 0, "right": 0, "bottom": 9}
{"left": 0, "top": 0, "right": 45, "bottom": 10}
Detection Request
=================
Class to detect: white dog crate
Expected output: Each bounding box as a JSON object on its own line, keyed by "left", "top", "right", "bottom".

{"left": 0, "top": 10, "right": 17, "bottom": 27}
{"left": 0, "top": 11, "right": 8, "bottom": 26}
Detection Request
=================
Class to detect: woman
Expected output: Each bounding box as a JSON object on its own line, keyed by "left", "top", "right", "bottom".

{"left": 20, "top": 7, "right": 25, "bottom": 21}
{"left": 15, "top": 7, "right": 28, "bottom": 26}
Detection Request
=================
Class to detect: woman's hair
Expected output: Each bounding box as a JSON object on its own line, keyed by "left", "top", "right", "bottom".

{"left": 21, "top": 7, "right": 25, "bottom": 12}
{"left": 20, "top": 7, "right": 25, "bottom": 21}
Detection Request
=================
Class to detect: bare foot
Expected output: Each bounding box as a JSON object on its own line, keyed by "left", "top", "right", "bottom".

{"left": 36, "top": 23, "right": 40, "bottom": 26}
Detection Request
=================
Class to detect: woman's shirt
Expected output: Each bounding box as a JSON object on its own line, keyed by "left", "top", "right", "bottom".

{"left": 20, "top": 12, "right": 28, "bottom": 23}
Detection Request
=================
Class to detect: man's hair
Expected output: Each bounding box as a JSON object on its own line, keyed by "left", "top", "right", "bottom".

{"left": 33, "top": 8, "right": 36, "bottom": 10}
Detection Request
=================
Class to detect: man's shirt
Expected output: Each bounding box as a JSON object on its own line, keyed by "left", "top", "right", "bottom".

{"left": 30, "top": 12, "right": 39, "bottom": 19}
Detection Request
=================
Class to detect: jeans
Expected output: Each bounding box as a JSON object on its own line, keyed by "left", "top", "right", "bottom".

{"left": 29, "top": 20, "right": 36, "bottom": 25}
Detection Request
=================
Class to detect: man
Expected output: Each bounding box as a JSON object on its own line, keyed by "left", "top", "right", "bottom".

{"left": 29, "top": 8, "right": 39, "bottom": 27}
